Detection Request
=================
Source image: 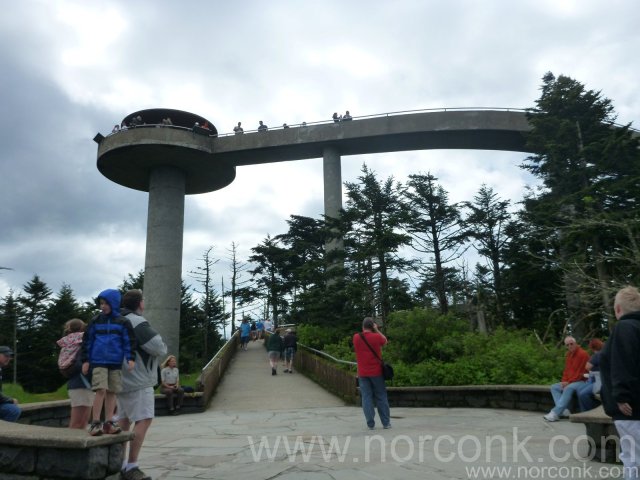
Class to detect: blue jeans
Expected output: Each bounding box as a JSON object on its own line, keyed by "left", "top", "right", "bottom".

{"left": 577, "top": 379, "right": 601, "bottom": 412}
{"left": 550, "top": 381, "right": 585, "bottom": 416}
{"left": 358, "top": 376, "right": 390, "bottom": 428}
{"left": 0, "top": 402, "right": 21, "bottom": 422}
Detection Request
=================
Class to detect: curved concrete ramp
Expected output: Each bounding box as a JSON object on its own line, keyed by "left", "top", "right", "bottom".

{"left": 214, "top": 109, "right": 533, "bottom": 166}
{"left": 208, "top": 338, "right": 346, "bottom": 411}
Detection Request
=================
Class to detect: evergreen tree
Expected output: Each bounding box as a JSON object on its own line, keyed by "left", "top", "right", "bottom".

{"left": 0, "top": 290, "right": 21, "bottom": 383}
{"left": 16, "top": 275, "right": 53, "bottom": 392}
{"left": 523, "top": 72, "right": 640, "bottom": 336}
{"left": 404, "top": 172, "right": 466, "bottom": 314}
{"left": 247, "top": 235, "right": 292, "bottom": 327}
{"left": 463, "top": 185, "right": 513, "bottom": 324}
{"left": 121, "top": 270, "right": 145, "bottom": 291}
{"left": 342, "top": 164, "right": 411, "bottom": 321}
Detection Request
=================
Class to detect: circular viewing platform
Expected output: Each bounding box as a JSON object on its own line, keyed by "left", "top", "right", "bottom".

{"left": 96, "top": 108, "right": 235, "bottom": 194}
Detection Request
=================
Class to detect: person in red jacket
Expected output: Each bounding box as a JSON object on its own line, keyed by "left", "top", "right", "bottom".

{"left": 543, "top": 336, "right": 589, "bottom": 422}
{"left": 353, "top": 317, "right": 391, "bottom": 430}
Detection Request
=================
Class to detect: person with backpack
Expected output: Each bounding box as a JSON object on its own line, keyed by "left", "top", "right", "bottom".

{"left": 58, "top": 318, "right": 94, "bottom": 429}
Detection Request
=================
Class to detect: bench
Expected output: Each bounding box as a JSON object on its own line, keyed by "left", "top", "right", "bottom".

{"left": 0, "top": 419, "right": 133, "bottom": 479}
{"left": 569, "top": 405, "right": 619, "bottom": 463}
{"left": 153, "top": 391, "right": 205, "bottom": 415}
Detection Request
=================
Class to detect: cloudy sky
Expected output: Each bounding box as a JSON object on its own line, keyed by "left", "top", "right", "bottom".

{"left": 1, "top": 0, "right": 639, "bottom": 308}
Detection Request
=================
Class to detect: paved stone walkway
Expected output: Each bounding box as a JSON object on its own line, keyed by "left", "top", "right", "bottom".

{"left": 137, "top": 340, "right": 620, "bottom": 479}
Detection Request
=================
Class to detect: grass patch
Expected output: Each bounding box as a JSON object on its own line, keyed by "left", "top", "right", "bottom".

{"left": 4, "top": 383, "right": 68, "bottom": 404}
{"left": 6, "top": 372, "right": 200, "bottom": 404}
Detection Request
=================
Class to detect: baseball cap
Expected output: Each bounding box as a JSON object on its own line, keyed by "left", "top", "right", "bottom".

{"left": 0, "top": 346, "right": 14, "bottom": 356}
{"left": 286, "top": 329, "right": 292, "bottom": 333}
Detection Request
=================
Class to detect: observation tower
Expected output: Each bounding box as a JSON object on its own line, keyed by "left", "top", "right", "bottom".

{"left": 97, "top": 106, "right": 547, "bottom": 356}
{"left": 96, "top": 108, "right": 234, "bottom": 358}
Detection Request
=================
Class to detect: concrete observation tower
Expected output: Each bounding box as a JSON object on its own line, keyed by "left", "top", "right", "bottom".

{"left": 96, "top": 108, "right": 234, "bottom": 359}
{"left": 97, "top": 106, "right": 543, "bottom": 357}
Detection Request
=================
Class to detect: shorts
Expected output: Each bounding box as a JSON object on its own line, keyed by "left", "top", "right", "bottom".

{"left": 285, "top": 347, "right": 295, "bottom": 361}
{"left": 268, "top": 351, "right": 281, "bottom": 360}
{"left": 68, "top": 388, "right": 96, "bottom": 407}
{"left": 116, "top": 387, "right": 155, "bottom": 423}
{"left": 91, "top": 367, "right": 122, "bottom": 393}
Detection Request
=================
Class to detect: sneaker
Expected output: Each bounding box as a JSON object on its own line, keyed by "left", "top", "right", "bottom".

{"left": 288, "top": 370, "right": 293, "bottom": 374}
{"left": 121, "top": 466, "right": 151, "bottom": 480}
{"left": 368, "top": 426, "right": 375, "bottom": 430}
{"left": 543, "top": 411, "right": 559, "bottom": 422}
{"left": 88, "top": 421, "right": 103, "bottom": 436}
{"left": 271, "top": 368, "right": 276, "bottom": 376}
{"left": 283, "top": 369, "right": 289, "bottom": 373}
{"left": 561, "top": 409, "right": 571, "bottom": 418}
{"left": 102, "top": 420, "right": 122, "bottom": 434}
{"left": 383, "top": 424, "right": 392, "bottom": 429}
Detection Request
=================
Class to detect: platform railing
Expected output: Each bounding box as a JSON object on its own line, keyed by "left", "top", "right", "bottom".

{"left": 106, "top": 107, "right": 638, "bottom": 140}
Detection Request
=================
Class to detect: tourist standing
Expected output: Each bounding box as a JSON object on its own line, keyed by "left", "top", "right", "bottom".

{"left": 117, "top": 289, "right": 168, "bottom": 480}
{"left": 601, "top": 286, "right": 640, "bottom": 479}
{"left": 59, "top": 319, "right": 94, "bottom": 429}
{"left": 267, "top": 329, "right": 284, "bottom": 376}
{"left": 283, "top": 329, "right": 297, "bottom": 373}
{"left": 82, "top": 289, "right": 135, "bottom": 436}
{"left": 239, "top": 318, "right": 251, "bottom": 350}
{"left": 353, "top": 318, "right": 391, "bottom": 430}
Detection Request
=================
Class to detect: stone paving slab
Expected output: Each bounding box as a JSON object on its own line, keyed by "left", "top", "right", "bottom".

{"left": 134, "top": 340, "right": 622, "bottom": 479}
{"left": 140, "top": 407, "right": 623, "bottom": 479}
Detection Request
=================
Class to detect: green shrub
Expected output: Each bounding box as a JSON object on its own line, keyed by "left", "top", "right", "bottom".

{"left": 300, "top": 308, "right": 566, "bottom": 386}
{"left": 297, "top": 324, "right": 347, "bottom": 350}
{"left": 386, "top": 327, "right": 564, "bottom": 385}
{"left": 384, "top": 308, "right": 470, "bottom": 363}
{"left": 323, "top": 337, "right": 356, "bottom": 363}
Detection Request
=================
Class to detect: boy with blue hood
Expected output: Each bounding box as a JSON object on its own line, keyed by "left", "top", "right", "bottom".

{"left": 82, "top": 289, "right": 136, "bottom": 436}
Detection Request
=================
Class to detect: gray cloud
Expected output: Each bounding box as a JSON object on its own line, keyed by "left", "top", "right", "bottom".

{"left": 1, "top": 0, "right": 638, "bottom": 302}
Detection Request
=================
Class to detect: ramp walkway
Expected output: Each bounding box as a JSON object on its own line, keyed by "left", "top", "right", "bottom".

{"left": 208, "top": 338, "right": 345, "bottom": 411}
{"left": 131, "top": 339, "right": 617, "bottom": 480}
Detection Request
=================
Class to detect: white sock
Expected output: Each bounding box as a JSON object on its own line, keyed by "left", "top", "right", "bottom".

{"left": 125, "top": 463, "right": 138, "bottom": 472}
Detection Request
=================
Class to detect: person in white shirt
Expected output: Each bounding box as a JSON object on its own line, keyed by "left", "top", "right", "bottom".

{"left": 160, "top": 355, "right": 184, "bottom": 415}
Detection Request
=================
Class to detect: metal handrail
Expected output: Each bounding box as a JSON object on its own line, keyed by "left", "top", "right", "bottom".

{"left": 215, "top": 107, "right": 530, "bottom": 137}
{"left": 107, "top": 107, "right": 638, "bottom": 139}
{"left": 298, "top": 342, "right": 357, "bottom": 368}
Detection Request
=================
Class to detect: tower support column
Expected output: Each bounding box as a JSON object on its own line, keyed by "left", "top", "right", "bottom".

{"left": 323, "top": 147, "right": 344, "bottom": 270}
{"left": 143, "top": 166, "right": 185, "bottom": 359}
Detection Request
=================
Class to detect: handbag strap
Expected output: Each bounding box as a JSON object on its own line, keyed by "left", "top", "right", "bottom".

{"left": 359, "top": 332, "right": 384, "bottom": 363}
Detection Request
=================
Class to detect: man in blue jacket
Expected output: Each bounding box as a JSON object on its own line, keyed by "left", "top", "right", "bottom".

{"left": 601, "top": 286, "right": 640, "bottom": 479}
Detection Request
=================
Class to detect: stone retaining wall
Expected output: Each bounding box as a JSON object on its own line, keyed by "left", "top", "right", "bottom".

{"left": 387, "top": 384, "right": 555, "bottom": 412}
{"left": 294, "top": 348, "right": 358, "bottom": 403}
{"left": 195, "top": 331, "right": 239, "bottom": 408}
{"left": 294, "top": 348, "right": 557, "bottom": 413}
{"left": 0, "top": 420, "right": 132, "bottom": 479}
